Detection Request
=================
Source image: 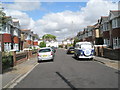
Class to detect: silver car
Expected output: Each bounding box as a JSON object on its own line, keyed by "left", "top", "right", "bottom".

{"left": 37, "top": 47, "right": 54, "bottom": 62}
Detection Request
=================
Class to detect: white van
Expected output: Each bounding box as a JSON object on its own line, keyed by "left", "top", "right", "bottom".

{"left": 74, "top": 42, "right": 94, "bottom": 60}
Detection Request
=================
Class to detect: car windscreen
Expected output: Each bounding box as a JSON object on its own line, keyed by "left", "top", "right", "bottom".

{"left": 39, "top": 49, "right": 51, "bottom": 52}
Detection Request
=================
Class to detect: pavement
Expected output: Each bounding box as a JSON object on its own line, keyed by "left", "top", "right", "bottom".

{"left": 2, "top": 56, "right": 38, "bottom": 89}
{"left": 94, "top": 56, "right": 120, "bottom": 70}
{"left": 2, "top": 49, "right": 119, "bottom": 89}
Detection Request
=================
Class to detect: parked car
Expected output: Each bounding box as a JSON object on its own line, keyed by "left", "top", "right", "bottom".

{"left": 38, "top": 47, "right": 54, "bottom": 62}
{"left": 74, "top": 42, "right": 94, "bottom": 60}
{"left": 51, "top": 46, "right": 56, "bottom": 53}
{"left": 67, "top": 47, "right": 74, "bottom": 54}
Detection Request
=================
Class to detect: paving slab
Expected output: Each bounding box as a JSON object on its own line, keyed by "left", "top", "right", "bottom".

{"left": 2, "top": 57, "right": 38, "bottom": 88}
{"left": 94, "top": 56, "right": 119, "bottom": 70}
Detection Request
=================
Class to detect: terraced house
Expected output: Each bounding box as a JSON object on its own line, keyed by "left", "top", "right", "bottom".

{"left": 100, "top": 10, "right": 120, "bottom": 49}
{"left": 20, "top": 29, "right": 39, "bottom": 50}
{"left": 0, "top": 16, "right": 21, "bottom": 52}
{"left": 77, "top": 10, "right": 120, "bottom": 50}
{"left": 0, "top": 15, "right": 39, "bottom": 52}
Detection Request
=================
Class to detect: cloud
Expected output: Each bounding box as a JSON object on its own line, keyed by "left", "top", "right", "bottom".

{"left": 4, "top": 10, "right": 35, "bottom": 29}
{"left": 34, "top": 0, "right": 118, "bottom": 41}
{"left": 3, "top": 0, "right": 41, "bottom": 11}
{"left": 4, "top": 0, "right": 118, "bottom": 41}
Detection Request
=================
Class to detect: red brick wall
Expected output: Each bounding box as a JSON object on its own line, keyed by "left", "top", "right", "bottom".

{"left": 13, "top": 36, "right": 19, "bottom": 43}
{"left": 103, "top": 31, "right": 110, "bottom": 39}
{"left": 85, "top": 36, "right": 93, "bottom": 42}
{"left": 3, "top": 33, "right": 12, "bottom": 43}
{"left": 33, "top": 42, "right": 38, "bottom": 45}
{"left": 112, "top": 28, "right": 120, "bottom": 38}
{"left": 26, "top": 40, "right": 31, "bottom": 45}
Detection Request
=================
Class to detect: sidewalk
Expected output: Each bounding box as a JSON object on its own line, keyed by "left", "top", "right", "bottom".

{"left": 2, "top": 56, "right": 38, "bottom": 89}
{"left": 94, "top": 56, "right": 120, "bottom": 70}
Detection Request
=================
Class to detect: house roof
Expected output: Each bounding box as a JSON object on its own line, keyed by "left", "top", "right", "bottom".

{"left": 110, "top": 10, "right": 120, "bottom": 17}
{"left": 100, "top": 16, "right": 109, "bottom": 23}
{"left": 21, "top": 29, "right": 31, "bottom": 34}
{"left": 4, "top": 16, "right": 11, "bottom": 18}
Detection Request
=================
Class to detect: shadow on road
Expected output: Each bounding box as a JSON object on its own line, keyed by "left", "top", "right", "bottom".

{"left": 38, "top": 60, "right": 54, "bottom": 63}
{"left": 56, "top": 72, "right": 78, "bottom": 90}
{"left": 72, "top": 56, "right": 93, "bottom": 61}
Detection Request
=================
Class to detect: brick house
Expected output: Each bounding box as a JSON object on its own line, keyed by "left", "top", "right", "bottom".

{"left": 33, "top": 34, "right": 39, "bottom": 48}
{"left": 0, "top": 17, "right": 21, "bottom": 52}
{"left": 0, "top": 16, "right": 13, "bottom": 52}
{"left": 20, "top": 29, "right": 39, "bottom": 50}
{"left": 100, "top": 16, "right": 111, "bottom": 47}
{"left": 109, "top": 10, "right": 120, "bottom": 49}
{"left": 92, "top": 21, "right": 103, "bottom": 45}
{"left": 85, "top": 26, "right": 94, "bottom": 43}
{"left": 12, "top": 19, "right": 21, "bottom": 51}
{"left": 100, "top": 10, "right": 120, "bottom": 49}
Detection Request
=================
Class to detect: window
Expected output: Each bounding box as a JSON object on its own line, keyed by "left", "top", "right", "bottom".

{"left": 113, "top": 37, "right": 120, "bottom": 49}
{"left": 104, "top": 39, "right": 110, "bottom": 46}
{"left": 112, "top": 18, "right": 118, "bottom": 28}
{"left": 13, "top": 44, "right": 19, "bottom": 51}
{"left": 39, "top": 49, "right": 51, "bottom": 52}
{"left": 4, "top": 43, "right": 11, "bottom": 51}
{"left": 117, "top": 17, "right": 120, "bottom": 27}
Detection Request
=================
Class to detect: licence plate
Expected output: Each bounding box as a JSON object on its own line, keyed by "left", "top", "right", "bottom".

{"left": 71, "top": 51, "right": 74, "bottom": 53}
{"left": 42, "top": 55, "right": 47, "bottom": 57}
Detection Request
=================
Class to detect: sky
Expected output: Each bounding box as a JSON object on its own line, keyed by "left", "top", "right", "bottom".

{"left": 2, "top": 0, "right": 119, "bottom": 41}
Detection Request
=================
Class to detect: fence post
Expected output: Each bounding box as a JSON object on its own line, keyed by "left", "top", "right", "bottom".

{"left": 12, "top": 51, "right": 16, "bottom": 66}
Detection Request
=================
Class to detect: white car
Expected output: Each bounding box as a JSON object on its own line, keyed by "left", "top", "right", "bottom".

{"left": 74, "top": 42, "right": 94, "bottom": 60}
{"left": 38, "top": 47, "right": 54, "bottom": 62}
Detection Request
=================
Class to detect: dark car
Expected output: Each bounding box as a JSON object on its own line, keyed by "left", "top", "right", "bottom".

{"left": 51, "top": 46, "right": 56, "bottom": 53}
{"left": 67, "top": 47, "right": 74, "bottom": 54}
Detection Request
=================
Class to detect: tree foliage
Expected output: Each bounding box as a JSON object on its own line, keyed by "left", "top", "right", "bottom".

{"left": 39, "top": 41, "right": 46, "bottom": 48}
{"left": 42, "top": 34, "right": 56, "bottom": 41}
{"left": 73, "top": 37, "right": 79, "bottom": 47}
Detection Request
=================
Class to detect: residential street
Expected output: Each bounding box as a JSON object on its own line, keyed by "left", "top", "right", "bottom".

{"left": 13, "top": 49, "right": 118, "bottom": 88}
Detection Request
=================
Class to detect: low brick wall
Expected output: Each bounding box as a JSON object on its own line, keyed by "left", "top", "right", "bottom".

{"left": 103, "top": 48, "right": 120, "bottom": 60}
{"left": 94, "top": 46, "right": 120, "bottom": 61}
{"left": 13, "top": 50, "right": 38, "bottom": 66}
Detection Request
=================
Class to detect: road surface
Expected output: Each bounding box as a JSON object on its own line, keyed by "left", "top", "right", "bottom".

{"left": 14, "top": 49, "right": 119, "bottom": 88}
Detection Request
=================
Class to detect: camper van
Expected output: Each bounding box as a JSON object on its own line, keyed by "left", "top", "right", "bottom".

{"left": 74, "top": 42, "right": 94, "bottom": 60}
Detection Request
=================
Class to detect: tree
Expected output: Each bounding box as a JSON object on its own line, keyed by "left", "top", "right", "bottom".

{"left": 73, "top": 37, "right": 79, "bottom": 47}
{"left": 42, "top": 34, "right": 56, "bottom": 41}
{"left": 39, "top": 41, "right": 46, "bottom": 48}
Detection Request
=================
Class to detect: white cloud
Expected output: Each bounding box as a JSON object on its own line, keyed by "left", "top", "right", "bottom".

{"left": 4, "top": 0, "right": 41, "bottom": 11}
{"left": 4, "top": 10, "right": 35, "bottom": 29}
{"left": 34, "top": 0, "right": 118, "bottom": 41}
{"left": 4, "top": 0, "right": 118, "bottom": 41}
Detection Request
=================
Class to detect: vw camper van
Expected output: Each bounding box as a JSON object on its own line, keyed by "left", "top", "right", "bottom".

{"left": 74, "top": 42, "right": 94, "bottom": 60}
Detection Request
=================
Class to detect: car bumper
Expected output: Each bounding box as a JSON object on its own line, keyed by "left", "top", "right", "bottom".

{"left": 78, "top": 55, "right": 94, "bottom": 59}
{"left": 38, "top": 56, "right": 53, "bottom": 61}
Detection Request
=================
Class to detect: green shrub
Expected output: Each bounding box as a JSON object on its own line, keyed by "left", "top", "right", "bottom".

{"left": 2, "top": 51, "right": 13, "bottom": 70}
{"left": 39, "top": 41, "right": 46, "bottom": 48}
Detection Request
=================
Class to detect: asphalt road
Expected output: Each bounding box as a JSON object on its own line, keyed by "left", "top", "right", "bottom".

{"left": 14, "top": 49, "right": 119, "bottom": 88}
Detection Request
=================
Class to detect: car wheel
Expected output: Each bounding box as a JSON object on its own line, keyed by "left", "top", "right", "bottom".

{"left": 90, "top": 58, "right": 93, "bottom": 60}
{"left": 76, "top": 55, "right": 79, "bottom": 60}
{"left": 51, "top": 59, "right": 54, "bottom": 61}
{"left": 38, "top": 60, "right": 40, "bottom": 63}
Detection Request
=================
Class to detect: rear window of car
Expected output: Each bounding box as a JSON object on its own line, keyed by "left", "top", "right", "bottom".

{"left": 69, "top": 47, "right": 74, "bottom": 49}
{"left": 39, "top": 49, "right": 51, "bottom": 52}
